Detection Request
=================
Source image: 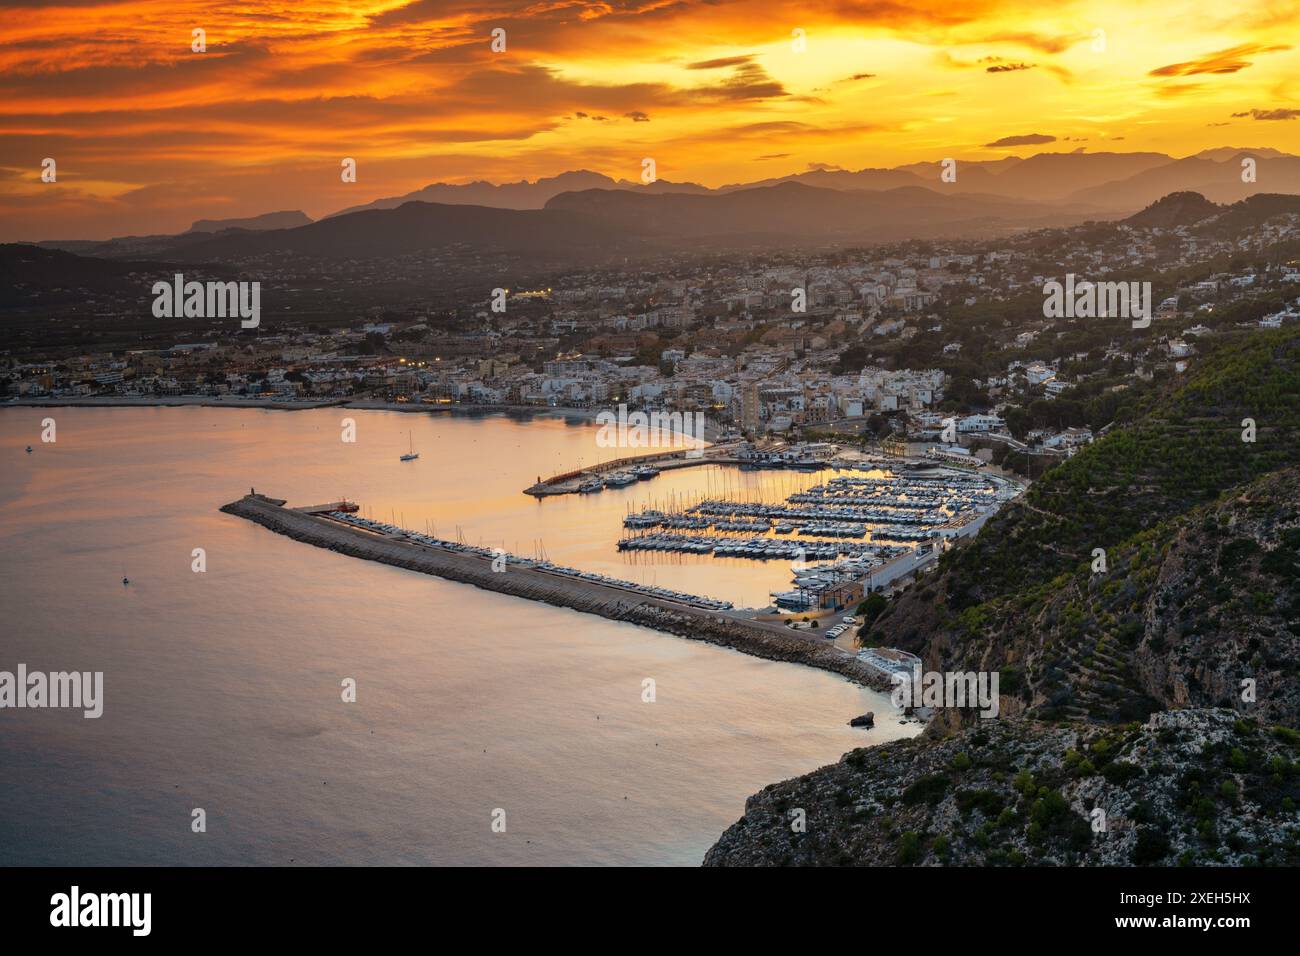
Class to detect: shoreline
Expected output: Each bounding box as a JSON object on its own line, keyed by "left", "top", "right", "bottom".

{"left": 5, "top": 396, "right": 724, "bottom": 440}
{"left": 220, "top": 493, "right": 892, "bottom": 690}
{"left": 6, "top": 395, "right": 602, "bottom": 418}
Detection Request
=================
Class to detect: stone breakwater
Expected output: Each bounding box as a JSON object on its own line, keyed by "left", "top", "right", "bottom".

{"left": 220, "top": 494, "right": 885, "bottom": 687}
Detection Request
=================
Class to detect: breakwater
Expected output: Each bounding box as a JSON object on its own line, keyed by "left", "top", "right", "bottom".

{"left": 220, "top": 493, "right": 887, "bottom": 688}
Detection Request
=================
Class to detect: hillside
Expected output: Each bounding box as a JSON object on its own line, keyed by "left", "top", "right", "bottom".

{"left": 867, "top": 329, "right": 1300, "bottom": 724}
{"left": 0, "top": 244, "right": 183, "bottom": 308}
{"left": 171, "top": 200, "right": 649, "bottom": 263}
{"left": 188, "top": 210, "right": 312, "bottom": 233}
{"left": 544, "top": 182, "right": 1080, "bottom": 242}
{"left": 1123, "top": 191, "right": 1220, "bottom": 229}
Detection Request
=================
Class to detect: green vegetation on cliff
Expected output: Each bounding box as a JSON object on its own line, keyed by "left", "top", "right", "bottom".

{"left": 705, "top": 710, "right": 1300, "bottom": 866}
{"left": 868, "top": 329, "right": 1300, "bottom": 725}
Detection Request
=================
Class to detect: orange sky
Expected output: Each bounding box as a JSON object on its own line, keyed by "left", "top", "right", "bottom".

{"left": 1, "top": 0, "right": 1298, "bottom": 240}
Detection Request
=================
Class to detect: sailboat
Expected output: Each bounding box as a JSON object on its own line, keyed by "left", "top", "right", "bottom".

{"left": 399, "top": 431, "right": 419, "bottom": 462}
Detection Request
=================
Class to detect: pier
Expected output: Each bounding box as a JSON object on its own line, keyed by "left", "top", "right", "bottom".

{"left": 522, "top": 442, "right": 747, "bottom": 497}
{"left": 219, "top": 493, "right": 890, "bottom": 688}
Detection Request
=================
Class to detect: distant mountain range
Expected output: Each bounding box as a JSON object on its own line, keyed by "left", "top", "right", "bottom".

{"left": 33, "top": 182, "right": 1100, "bottom": 265}
{"left": 324, "top": 147, "right": 1299, "bottom": 217}
{"left": 27, "top": 148, "right": 1300, "bottom": 265}
{"left": 326, "top": 170, "right": 710, "bottom": 218}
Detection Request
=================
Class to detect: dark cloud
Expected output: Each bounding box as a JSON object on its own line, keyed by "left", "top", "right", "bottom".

{"left": 1231, "top": 108, "right": 1300, "bottom": 120}
{"left": 1150, "top": 43, "right": 1291, "bottom": 77}
{"left": 979, "top": 31, "right": 1083, "bottom": 54}
{"left": 687, "top": 55, "right": 755, "bottom": 70}
{"left": 986, "top": 61, "right": 1035, "bottom": 73}
{"left": 624, "top": 110, "right": 650, "bottom": 122}
{"left": 983, "top": 133, "right": 1055, "bottom": 147}
{"left": 687, "top": 62, "right": 788, "bottom": 102}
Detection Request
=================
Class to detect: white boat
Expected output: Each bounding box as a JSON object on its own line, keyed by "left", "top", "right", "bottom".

{"left": 400, "top": 431, "right": 419, "bottom": 462}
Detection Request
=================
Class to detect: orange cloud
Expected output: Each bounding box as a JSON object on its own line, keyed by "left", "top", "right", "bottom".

{"left": 1149, "top": 43, "right": 1291, "bottom": 77}
{"left": 1, "top": 0, "right": 1299, "bottom": 240}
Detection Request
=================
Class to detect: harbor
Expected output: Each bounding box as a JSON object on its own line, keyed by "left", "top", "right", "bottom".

{"left": 219, "top": 452, "right": 1022, "bottom": 680}
{"left": 220, "top": 492, "right": 890, "bottom": 687}
{"left": 523, "top": 444, "right": 741, "bottom": 497}
{"left": 607, "top": 462, "right": 1021, "bottom": 612}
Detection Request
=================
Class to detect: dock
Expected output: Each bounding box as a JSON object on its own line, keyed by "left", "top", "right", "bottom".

{"left": 523, "top": 443, "right": 747, "bottom": 497}
{"left": 219, "top": 493, "right": 891, "bottom": 688}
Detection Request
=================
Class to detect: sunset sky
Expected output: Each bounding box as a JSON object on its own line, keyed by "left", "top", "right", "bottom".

{"left": 1, "top": 0, "right": 1298, "bottom": 240}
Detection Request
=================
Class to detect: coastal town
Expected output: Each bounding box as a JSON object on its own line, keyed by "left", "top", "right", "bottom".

{"left": 8, "top": 199, "right": 1299, "bottom": 479}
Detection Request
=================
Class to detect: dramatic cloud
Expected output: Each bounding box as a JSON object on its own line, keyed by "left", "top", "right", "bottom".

{"left": 1231, "top": 108, "right": 1300, "bottom": 120}
{"left": 1150, "top": 43, "right": 1291, "bottom": 77}
{"left": 983, "top": 133, "right": 1057, "bottom": 147}
{"left": 687, "top": 56, "right": 756, "bottom": 70}
{"left": 1, "top": 0, "right": 1298, "bottom": 240}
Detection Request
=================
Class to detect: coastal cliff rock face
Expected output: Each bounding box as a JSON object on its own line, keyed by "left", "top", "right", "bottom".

{"left": 1133, "top": 468, "right": 1300, "bottom": 724}
{"left": 704, "top": 709, "right": 1300, "bottom": 866}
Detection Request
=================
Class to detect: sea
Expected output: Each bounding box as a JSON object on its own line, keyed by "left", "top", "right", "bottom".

{"left": 0, "top": 406, "right": 914, "bottom": 865}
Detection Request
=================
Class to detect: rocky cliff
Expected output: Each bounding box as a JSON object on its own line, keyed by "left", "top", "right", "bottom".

{"left": 705, "top": 709, "right": 1300, "bottom": 866}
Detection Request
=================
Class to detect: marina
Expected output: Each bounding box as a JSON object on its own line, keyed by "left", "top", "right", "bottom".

{"left": 606, "top": 463, "right": 1020, "bottom": 612}
{"left": 258, "top": 445, "right": 1026, "bottom": 628}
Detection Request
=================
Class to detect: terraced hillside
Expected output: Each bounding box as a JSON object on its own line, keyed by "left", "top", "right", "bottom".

{"left": 868, "top": 328, "right": 1300, "bottom": 725}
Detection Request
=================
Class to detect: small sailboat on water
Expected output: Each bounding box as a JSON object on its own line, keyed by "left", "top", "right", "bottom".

{"left": 399, "top": 431, "right": 419, "bottom": 462}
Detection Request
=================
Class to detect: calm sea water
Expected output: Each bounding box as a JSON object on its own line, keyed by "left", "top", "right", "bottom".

{"left": 0, "top": 406, "right": 913, "bottom": 866}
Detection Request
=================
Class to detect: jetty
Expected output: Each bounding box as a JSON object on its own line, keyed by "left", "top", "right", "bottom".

{"left": 523, "top": 442, "right": 748, "bottom": 497}
{"left": 219, "top": 493, "right": 890, "bottom": 688}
